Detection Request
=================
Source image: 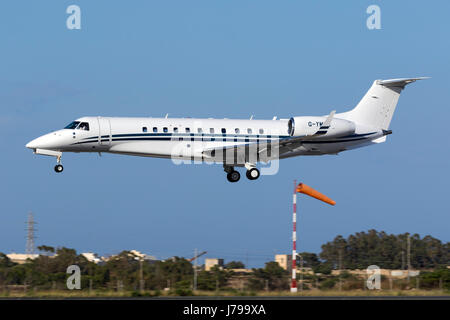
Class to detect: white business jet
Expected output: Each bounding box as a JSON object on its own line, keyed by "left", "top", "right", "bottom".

{"left": 26, "top": 78, "right": 426, "bottom": 182}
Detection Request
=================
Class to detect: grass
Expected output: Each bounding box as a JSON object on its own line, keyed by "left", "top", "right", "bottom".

{"left": 0, "top": 289, "right": 448, "bottom": 298}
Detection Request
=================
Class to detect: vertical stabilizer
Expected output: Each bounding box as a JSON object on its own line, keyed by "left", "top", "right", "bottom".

{"left": 343, "top": 77, "right": 428, "bottom": 129}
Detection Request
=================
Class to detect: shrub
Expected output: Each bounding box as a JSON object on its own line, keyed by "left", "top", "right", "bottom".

{"left": 319, "top": 278, "right": 337, "bottom": 290}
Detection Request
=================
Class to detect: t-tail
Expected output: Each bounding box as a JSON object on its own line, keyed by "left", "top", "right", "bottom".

{"left": 340, "top": 77, "right": 429, "bottom": 131}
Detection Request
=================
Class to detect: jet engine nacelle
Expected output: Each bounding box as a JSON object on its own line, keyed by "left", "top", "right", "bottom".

{"left": 288, "top": 116, "right": 356, "bottom": 138}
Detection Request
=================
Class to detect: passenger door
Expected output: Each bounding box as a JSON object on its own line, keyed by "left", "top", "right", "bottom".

{"left": 97, "top": 117, "right": 111, "bottom": 145}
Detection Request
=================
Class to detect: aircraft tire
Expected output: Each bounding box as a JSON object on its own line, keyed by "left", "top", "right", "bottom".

{"left": 227, "top": 171, "right": 240, "bottom": 183}
{"left": 54, "top": 164, "right": 64, "bottom": 173}
{"left": 246, "top": 168, "right": 260, "bottom": 180}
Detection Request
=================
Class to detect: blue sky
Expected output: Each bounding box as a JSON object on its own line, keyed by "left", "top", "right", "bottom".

{"left": 0, "top": 1, "right": 449, "bottom": 267}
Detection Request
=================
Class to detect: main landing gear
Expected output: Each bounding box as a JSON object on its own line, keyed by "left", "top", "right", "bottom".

{"left": 246, "top": 168, "right": 260, "bottom": 180}
{"left": 227, "top": 170, "right": 240, "bottom": 183}
{"left": 224, "top": 165, "right": 260, "bottom": 183}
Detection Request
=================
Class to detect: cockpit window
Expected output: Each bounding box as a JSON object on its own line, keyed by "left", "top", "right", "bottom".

{"left": 64, "top": 121, "right": 89, "bottom": 131}
{"left": 78, "top": 122, "right": 90, "bottom": 131}
{"left": 64, "top": 121, "right": 80, "bottom": 129}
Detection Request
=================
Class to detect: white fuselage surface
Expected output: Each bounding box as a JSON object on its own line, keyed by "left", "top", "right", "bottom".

{"left": 26, "top": 78, "right": 426, "bottom": 182}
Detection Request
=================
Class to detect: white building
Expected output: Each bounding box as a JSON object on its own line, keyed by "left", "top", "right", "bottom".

{"left": 7, "top": 253, "right": 39, "bottom": 264}
{"left": 275, "top": 254, "right": 292, "bottom": 270}
{"left": 205, "top": 258, "right": 224, "bottom": 271}
{"left": 130, "top": 250, "right": 158, "bottom": 262}
{"left": 81, "top": 252, "right": 102, "bottom": 264}
{"left": 103, "top": 250, "right": 158, "bottom": 263}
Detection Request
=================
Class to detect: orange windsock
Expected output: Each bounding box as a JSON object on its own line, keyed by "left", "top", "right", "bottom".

{"left": 296, "top": 183, "right": 336, "bottom": 206}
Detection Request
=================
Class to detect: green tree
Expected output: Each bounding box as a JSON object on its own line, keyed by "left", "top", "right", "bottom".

{"left": 37, "top": 245, "right": 55, "bottom": 254}
{"left": 142, "top": 257, "right": 193, "bottom": 291}
{"left": 0, "top": 253, "right": 15, "bottom": 268}
{"left": 319, "top": 230, "right": 449, "bottom": 270}
{"left": 419, "top": 268, "right": 450, "bottom": 290}
{"left": 248, "top": 261, "right": 289, "bottom": 291}
{"left": 225, "top": 261, "right": 245, "bottom": 269}
{"left": 197, "top": 266, "right": 231, "bottom": 291}
{"left": 297, "top": 252, "right": 320, "bottom": 268}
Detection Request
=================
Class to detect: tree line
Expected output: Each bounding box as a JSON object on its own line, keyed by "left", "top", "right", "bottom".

{"left": 0, "top": 248, "right": 289, "bottom": 292}
{"left": 0, "top": 230, "right": 448, "bottom": 292}
{"left": 316, "top": 229, "right": 449, "bottom": 271}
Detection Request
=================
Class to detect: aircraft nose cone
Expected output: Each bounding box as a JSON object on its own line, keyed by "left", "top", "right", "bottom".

{"left": 25, "top": 133, "right": 56, "bottom": 150}
{"left": 26, "top": 139, "right": 38, "bottom": 149}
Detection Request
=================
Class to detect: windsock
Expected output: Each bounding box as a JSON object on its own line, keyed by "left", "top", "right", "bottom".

{"left": 296, "top": 183, "right": 336, "bottom": 206}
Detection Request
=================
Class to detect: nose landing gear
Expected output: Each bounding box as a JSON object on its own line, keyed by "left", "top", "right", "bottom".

{"left": 54, "top": 155, "right": 63, "bottom": 173}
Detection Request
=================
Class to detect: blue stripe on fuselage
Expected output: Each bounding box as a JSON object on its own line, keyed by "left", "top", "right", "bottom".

{"left": 73, "top": 131, "right": 377, "bottom": 145}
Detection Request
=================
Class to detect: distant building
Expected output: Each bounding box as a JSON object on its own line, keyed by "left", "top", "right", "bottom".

{"left": 205, "top": 258, "right": 224, "bottom": 271}
{"left": 228, "top": 268, "right": 253, "bottom": 274}
{"left": 275, "top": 254, "right": 292, "bottom": 270}
{"left": 81, "top": 252, "right": 102, "bottom": 264}
{"left": 331, "top": 269, "right": 421, "bottom": 278}
{"left": 103, "top": 250, "right": 158, "bottom": 263}
{"left": 129, "top": 250, "right": 158, "bottom": 262}
{"left": 7, "top": 253, "right": 39, "bottom": 264}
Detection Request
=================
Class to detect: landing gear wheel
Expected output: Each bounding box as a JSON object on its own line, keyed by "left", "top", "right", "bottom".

{"left": 227, "top": 171, "right": 240, "bottom": 183}
{"left": 246, "top": 168, "right": 260, "bottom": 180}
{"left": 54, "top": 164, "right": 64, "bottom": 173}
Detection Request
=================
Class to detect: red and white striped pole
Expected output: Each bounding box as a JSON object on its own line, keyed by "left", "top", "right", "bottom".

{"left": 291, "top": 180, "right": 297, "bottom": 293}
{"left": 290, "top": 181, "right": 335, "bottom": 293}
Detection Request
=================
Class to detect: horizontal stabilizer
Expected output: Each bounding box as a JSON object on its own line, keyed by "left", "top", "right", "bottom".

{"left": 378, "top": 77, "right": 430, "bottom": 89}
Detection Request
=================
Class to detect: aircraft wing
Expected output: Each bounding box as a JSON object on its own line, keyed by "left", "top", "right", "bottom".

{"left": 200, "top": 136, "right": 308, "bottom": 163}
{"left": 201, "top": 110, "right": 336, "bottom": 161}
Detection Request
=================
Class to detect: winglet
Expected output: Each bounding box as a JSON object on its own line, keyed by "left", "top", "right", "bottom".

{"left": 315, "top": 110, "right": 335, "bottom": 135}
{"left": 322, "top": 110, "right": 336, "bottom": 128}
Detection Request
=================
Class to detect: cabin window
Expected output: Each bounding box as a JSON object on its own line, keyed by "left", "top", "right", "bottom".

{"left": 142, "top": 127, "right": 147, "bottom": 133}
{"left": 78, "top": 122, "right": 90, "bottom": 131}
{"left": 173, "top": 127, "right": 178, "bottom": 133}
{"left": 259, "top": 128, "right": 264, "bottom": 134}
{"left": 210, "top": 128, "right": 214, "bottom": 134}
{"left": 235, "top": 128, "right": 240, "bottom": 134}
{"left": 247, "top": 128, "right": 252, "bottom": 134}
{"left": 185, "top": 128, "right": 191, "bottom": 133}
{"left": 153, "top": 127, "right": 158, "bottom": 133}
{"left": 197, "top": 128, "right": 203, "bottom": 134}
{"left": 221, "top": 128, "right": 226, "bottom": 134}
{"left": 163, "top": 127, "right": 168, "bottom": 133}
